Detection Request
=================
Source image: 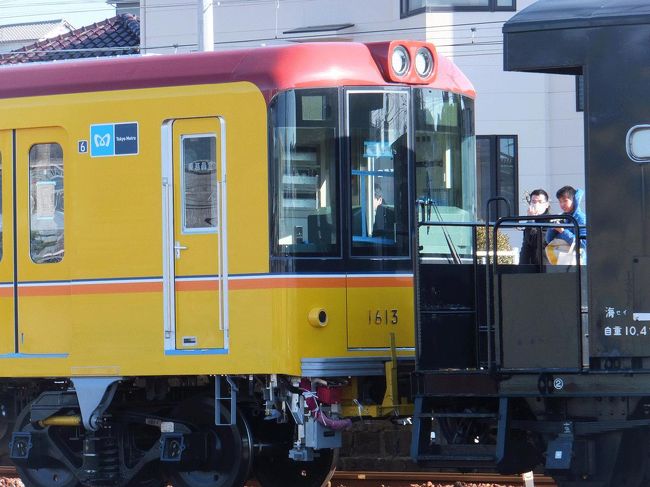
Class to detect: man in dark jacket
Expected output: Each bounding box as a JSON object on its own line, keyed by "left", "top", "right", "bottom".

{"left": 520, "top": 188, "right": 550, "bottom": 265}
{"left": 372, "top": 185, "right": 395, "bottom": 239}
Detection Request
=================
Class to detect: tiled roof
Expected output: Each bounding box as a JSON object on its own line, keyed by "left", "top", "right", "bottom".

{"left": 0, "top": 19, "right": 72, "bottom": 43}
{"left": 0, "top": 14, "right": 140, "bottom": 65}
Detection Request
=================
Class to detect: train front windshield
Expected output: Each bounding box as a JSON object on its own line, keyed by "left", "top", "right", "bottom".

{"left": 270, "top": 87, "right": 475, "bottom": 259}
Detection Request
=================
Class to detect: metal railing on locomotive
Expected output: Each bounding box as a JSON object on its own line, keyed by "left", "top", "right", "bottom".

{"left": 414, "top": 208, "right": 586, "bottom": 372}
{"left": 493, "top": 215, "right": 586, "bottom": 372}
{"left": 415, "top": 217, "right": 507, "bottom": 371}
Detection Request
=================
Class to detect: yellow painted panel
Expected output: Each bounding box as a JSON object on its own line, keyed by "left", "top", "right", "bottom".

{"left": 0, "top": 297, "right": 13, "bottom": 355}
{"left": 0, "top": 131, "right": 14, "bottom": 355}
{"left": 346, "top": 285, "right": 415, "bottom": 349}
{"left": 69, "top": 292, "right": 164, "bottom": 367}
{"left": 175, "top": 291, "right": 224, "bottom": 349}
{"left": 16, "top": 127, "right": 70, "bottom": 355}
{"left": 286, "top": 287, "right": 349, "bottom": 358}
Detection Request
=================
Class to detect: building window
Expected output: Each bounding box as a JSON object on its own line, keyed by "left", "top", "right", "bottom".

{"left": 402, "top": 0, "right": 515, "bottom": 16}
{"left": 476, "top": 135, "right": 517, "bottom": 220}
{"left": 576, "top": 75, "right": 584, "bottom": 112}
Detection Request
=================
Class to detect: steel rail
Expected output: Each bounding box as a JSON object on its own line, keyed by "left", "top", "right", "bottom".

{"left": 0, "top": 466, "right": 557, "bottom": 486}
{"left": 0, "top": 466, "right": 18, "bottom": 477}
{"left": 331, "top": 471, "right": 556, "bottom": 486}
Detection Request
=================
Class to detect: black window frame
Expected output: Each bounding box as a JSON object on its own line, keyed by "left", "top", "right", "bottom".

{"left": 576, "top": 75, "right": 585, "bottom": 112}
{"left": 476, "top": 134, "right": 518, "bottom": 220}
{"left": 401, "top": 0, "right": 515, "bottom": 17}
{"left": 345, "top": 87, "right": 412, "bottom": 261}
{"left": 268, "top": 88, "right": 342, "bottom": 262}
{"left": 268, "top": 87, "right": 415, "bottom": 274}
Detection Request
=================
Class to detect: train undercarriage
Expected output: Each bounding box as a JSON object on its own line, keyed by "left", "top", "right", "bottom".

{"left": 412, "top": 216, "right": 650, "bottom": 487}
{"left": 0, "top": 375, "right": 356, "bottom": 487}
{"left": 409, "top": 346, "right": 650, "bottom": 487}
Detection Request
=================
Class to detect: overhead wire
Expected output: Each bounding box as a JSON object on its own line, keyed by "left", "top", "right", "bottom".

{"left": 0, "top": 0, "right": 512, "bottom": 60}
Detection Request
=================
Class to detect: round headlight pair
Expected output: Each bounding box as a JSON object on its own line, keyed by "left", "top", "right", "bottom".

{"left": 390, "top": 45, "right": 434, "bottom": 79}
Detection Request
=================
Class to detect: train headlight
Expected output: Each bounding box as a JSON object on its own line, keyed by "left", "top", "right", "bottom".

{"left": 415, "top": 48, "right": 434, "bottom": 78}
{"left": 391, "top": 45, "right": 410, "bottom": 77}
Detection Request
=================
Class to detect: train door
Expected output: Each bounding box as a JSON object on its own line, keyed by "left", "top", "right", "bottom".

{"left": 345, "top": 89, "right": 414, "bottom": 349}
{"left": 162, "top": 118, "right": 227, "bottom": 351}
{"left": 15, "top": 128, "right": 69, "bottom": 355}
{"left": 0, "top": 131, "right": 13, "bottom": 354}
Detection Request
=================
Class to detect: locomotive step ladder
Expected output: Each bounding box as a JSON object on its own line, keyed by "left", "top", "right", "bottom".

{"left": 410, "top": 397, "right": 509, "bottom": 467}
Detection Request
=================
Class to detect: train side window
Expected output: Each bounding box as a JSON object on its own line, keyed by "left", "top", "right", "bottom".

{"left": 627, "top": 125, "right": 650, "bottom": 163}
{"left": 29, "top": 143, "right": 64, "bottom": 264}
{"left": 348, "top": 91, "right": 410, "bottom": 257}
{"left": 181, "top": 135, "right": 218, "bottom": 232}
{"left": 270, "top": 89, "right": 339, "bottom": 257}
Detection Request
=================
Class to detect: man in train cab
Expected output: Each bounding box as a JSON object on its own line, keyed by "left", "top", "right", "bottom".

{"left": 545, "top": 185, "right": 587, "bottom": 251}
{"left": 372, "top": 184, "right": 395, "bottom": 238}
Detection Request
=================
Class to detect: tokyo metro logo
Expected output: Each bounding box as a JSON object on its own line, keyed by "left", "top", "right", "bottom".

{"left": 94, "top": 133, "right": 111, "bottom": 147}
{"left": 90, "top": 122, "right": 139, "bottom": 157}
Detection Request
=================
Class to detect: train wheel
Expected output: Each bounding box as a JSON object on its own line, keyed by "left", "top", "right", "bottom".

{"left": 17, "top": 465, "right": 79, "bottom": 487}
{"left": 13, "top": 403, "right": 80, "bottom": 487}
{"left": 167, "top": 396, "right": 252, "bottom": 487}
{"left": 131, "top": 462, "right": 166, "bottom": 487}
{"left": 251, "top": 421, "right": 336, "bottom": 487}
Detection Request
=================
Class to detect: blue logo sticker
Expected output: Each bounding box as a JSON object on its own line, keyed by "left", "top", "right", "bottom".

{"left": 90, "top": 122, "right": 138, "bottom": 157}
{"left": 115, "top": 123, "right": 138, "bottom": 155}
{"left": 90, "top": 124, "right": 114, "bottom": 157}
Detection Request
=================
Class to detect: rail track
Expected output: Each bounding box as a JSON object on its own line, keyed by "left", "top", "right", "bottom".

{"left": 0, "top": 467, "right": 17, "bottom": 478}
{"left": 0, "top": 467, "right": 556, "bottom": 486}
{"left": 330, "top": 471, "right": 556, "bottom": 486}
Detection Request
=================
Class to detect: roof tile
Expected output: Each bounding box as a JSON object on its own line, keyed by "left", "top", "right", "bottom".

{"left": 0, "top": 14, "right": 140, "bottom": 65}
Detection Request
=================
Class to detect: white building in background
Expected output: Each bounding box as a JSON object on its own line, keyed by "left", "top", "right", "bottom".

{"left": 110, "top": 0, "right": 585, "bottom": 217}
{"left": 107, "top": 1, "right": 141, "bottom": 16}
{"left": 0, "top": 19, "right": 74, "bottom": 54}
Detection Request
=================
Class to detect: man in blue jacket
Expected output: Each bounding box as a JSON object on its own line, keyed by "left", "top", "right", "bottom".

{"left": 546, "top": 186, "right": 586, "bottom": 250}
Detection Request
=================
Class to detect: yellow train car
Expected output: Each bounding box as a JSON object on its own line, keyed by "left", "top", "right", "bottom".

{"left": 0, "top": 40, "right": 476, "bottom": 487}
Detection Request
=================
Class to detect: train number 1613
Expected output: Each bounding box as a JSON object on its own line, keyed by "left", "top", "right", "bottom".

{"left": 368, "top": 309, "right": 398, "bottom": 325}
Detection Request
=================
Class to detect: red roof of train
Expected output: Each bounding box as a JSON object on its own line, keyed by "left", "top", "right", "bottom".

{"left": 0, "top": 41, "right": 475, "bottom": 101}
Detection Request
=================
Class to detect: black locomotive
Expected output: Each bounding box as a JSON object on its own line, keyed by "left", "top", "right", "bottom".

{"left": 411, "top": 1, "right": 650, "bottom": 486}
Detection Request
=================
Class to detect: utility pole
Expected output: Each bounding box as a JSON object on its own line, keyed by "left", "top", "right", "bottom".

{"left": 140, "top": 0, "right": 147, "bottom": 54}
{"left": 197, "top": 0, "right": 214, "bottom": 52}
